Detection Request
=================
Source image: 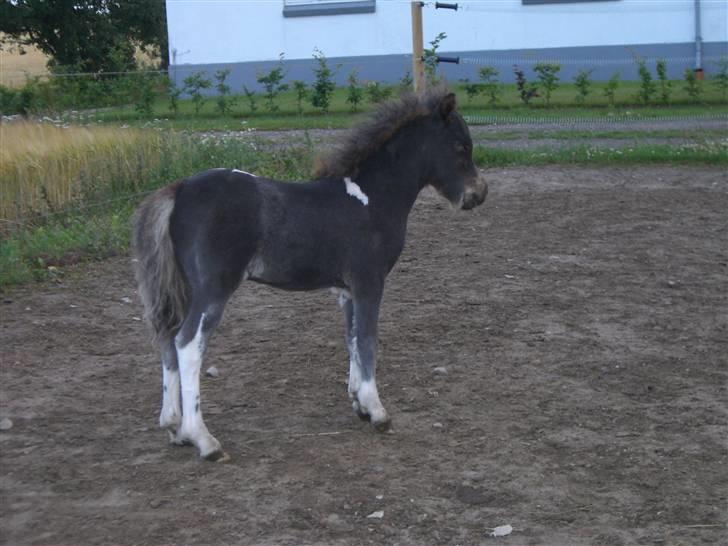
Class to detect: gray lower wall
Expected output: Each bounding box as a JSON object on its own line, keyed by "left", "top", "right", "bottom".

{"left": 170, "top": 41, "right": 728, "bottom": 94}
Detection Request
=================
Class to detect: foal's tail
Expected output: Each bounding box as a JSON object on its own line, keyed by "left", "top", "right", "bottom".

{"left": 131, "top": 182, "right": 187, "bottom": 346}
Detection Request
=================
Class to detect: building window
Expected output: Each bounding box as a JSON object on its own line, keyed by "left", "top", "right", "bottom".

{"left": 283, "top": 0, "right": 376, "bottom": 18}
{"left": 523, "top": 0, "right": 620, "bottom": 4}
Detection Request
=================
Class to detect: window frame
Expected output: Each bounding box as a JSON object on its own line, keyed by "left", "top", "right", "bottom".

{"left": 522, "top": 0, "right": 620, "bottom": 5}
{"left": 283, "top": 0, "right": 376, "bottom": 18}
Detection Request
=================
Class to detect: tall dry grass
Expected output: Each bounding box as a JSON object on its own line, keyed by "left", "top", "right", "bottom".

{"left": 0, "top": 121, "right": 162, "bottom": 229}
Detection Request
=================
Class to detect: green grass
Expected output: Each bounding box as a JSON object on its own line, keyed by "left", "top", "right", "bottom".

{"left": 79, "top": 79, "right": 728, "bottom": 132}
{"left": 0, "top": 132, "right": 313, "bottom": 288}
{"left": 2, "top": 117, "right": 727, "bottom": 288}
{"left": 473, "top": 140, "right": 728, "bottom": 167}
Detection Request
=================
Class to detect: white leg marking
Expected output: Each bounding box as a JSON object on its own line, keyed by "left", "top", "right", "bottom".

{"left": 159, "top": 365, "right": 181, "bottom": 430}
{"left": 344, "top": 177, "right": 369, "bottom": 206}
{"left": 348, "top": 336, "right": 362, "bottom": 400}
{"left": 358, "top": 378, "right": 388, "bottom": 424}
{"left": 176, "top": 314, "right": 222, "bottom": 458}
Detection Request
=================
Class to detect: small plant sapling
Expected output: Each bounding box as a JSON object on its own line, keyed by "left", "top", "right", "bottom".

{"left": 310, "top": 49, "right": 336, "bottom": 114}
{"left": 636, "top": 59, "right": 656, "bottom": 104}
{"left": 423, "top": 32, "right": 447, "bottom": 86}
{"left": 478, "top": 66, "right": 501, "bottom": 106}
{"left": 656, "top": 59, "right": 672, "bottom": 105}
{"left": 603, "top": 72, "right": 621, "bottom": 107}
{"left": 683, "top": 68, "right": 703, "bottom": 101}
{"left": 291, "top": 80, "right": 308, "bottom": 115}
{"left": 533, "top": 61, "right": 561, "bottom": 107}
{"left": 366, "top": 81, "right": 392, "bottom": 104}
{"left": 573, "top": 69, "right": 594, "bottom": 105}
{"left": 214, "top": 69, "right": 237, "bottom": 116}
{"left": 513, "top": 65, "right": 538, "bottom": 106}
{"left": 346, "top": 70, "right": 364, "bottom": 112}
{"left": 257, "top": 54, "right": 288, "bottom": 112}
{"left": 711, "top": 56, "right": 728, "bottom": 100}
{"left": 183, "top": 71, "right": 212, "bottom": 115}
{"left": 242, "top": 85, "right": 258, "bottom": 114}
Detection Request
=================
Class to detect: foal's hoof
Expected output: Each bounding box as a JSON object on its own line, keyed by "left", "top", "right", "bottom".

{"left": 203, "top": 449, "right": 230, "bottom": 463}
{"left": 372, "top": 417, "right": 393, "bottom": 433}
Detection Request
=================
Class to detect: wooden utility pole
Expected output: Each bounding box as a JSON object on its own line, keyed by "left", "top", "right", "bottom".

{"left": 411, "top": 1, "right": 425, "bottom": 93}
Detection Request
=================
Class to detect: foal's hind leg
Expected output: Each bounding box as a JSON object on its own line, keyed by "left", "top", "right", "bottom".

{"left": 159, "top": 339, "right": 181, "bottom": 435}
{"left": 173, "top": 299, "right": 228, "bottom": 461}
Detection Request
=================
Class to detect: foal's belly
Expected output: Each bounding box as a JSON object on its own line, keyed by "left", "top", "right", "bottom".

{"left": 244, "top": 251, "right": 344, "bottom": 292}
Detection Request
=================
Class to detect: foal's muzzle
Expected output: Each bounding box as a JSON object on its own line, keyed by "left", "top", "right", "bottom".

{"left": 461, "top": 172, "right": 488, "bottom": 210}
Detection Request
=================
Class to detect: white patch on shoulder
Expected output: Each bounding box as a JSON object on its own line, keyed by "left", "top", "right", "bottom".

{"left": 232, "top": 169, "right": 255, "bottom": 176}
{"left": 344, "top": 177, "right": 369, "bottom": 206}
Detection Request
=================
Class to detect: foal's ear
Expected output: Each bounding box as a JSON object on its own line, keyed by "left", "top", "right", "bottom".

{"left": 438, "top": 93, "right": 457, "bottom": 119}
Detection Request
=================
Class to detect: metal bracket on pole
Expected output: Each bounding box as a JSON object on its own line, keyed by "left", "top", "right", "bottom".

{"left": 435, "top": 2, "right": 458, "bottom": 10}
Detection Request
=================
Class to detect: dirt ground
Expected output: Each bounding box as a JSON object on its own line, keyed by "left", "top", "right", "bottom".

{"left": 1, "top": 165, "right": 727, "bottom": 546}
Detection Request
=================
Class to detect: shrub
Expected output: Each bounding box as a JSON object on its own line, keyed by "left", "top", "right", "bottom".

{"left": 423, "top": 32, "right": 447, "bottom": 86}
{"left": 291, "top": 80, "right": 308, "bottom": 114}
{"left": 513, "top": 65, "right": 538, "bottom": 106}
{"left": 167, "top": 79, "right": 182, "bottom": 116}
{"left": 242, "top": 85, "right": 258, "bottom": 114}
{"left": 346, "top": 70, "right": 364, "bottom": 112}
{"left": 310, "top": 49, "right": 336, "bottom": 113}
{"left": 683, "top": 68, "right": 703, "bottom": 101}
{"left": 573, "top": 68, "right": 594, "bottom": 105}
{"left": 712, "top": 56, "right": 728, "bottom": 100}
{"left": 257, "top": 54, "right": 288, "bottom": 112}
{"left": 399, "top": 71, "right": 414, "bottom": 95}
{"left": 533, "top": 62, "right": 560, "bottom": 107}
{"left": 366, "top": 81, "right": 392, "bottom": 104}
{"left": 134, "top": 73, "right": 157, "bottom": 117}
{"left": 636, "top": 59, "right": 656, "bottom": 104}
{"left": 214, "top": 69, "right": 237, "bottom": 116}
{"left": 603, "top": 72, "right": 621, "bottom": 107}
{"left": 656, "top": 59, "right": 671, "bottom": 105}
{"left": 183, "top": 71, "right": 212, "bottom": 115}
{"left": 460, "top": 79, "right": 481, "bottom": 104}
{"left": 478, "top": 66, "right": 501, "bottom": 106}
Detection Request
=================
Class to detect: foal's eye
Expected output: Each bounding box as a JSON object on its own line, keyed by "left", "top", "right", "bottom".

{"left": 456, "top": 142, "right": 470, "bottom": 154}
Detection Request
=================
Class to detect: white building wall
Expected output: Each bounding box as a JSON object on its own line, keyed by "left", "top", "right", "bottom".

{"left": 166, "top": 0, "right": 727, "bottom": 66}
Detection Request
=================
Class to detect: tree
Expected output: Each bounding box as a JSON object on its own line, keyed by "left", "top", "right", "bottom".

{"left": 0, "top": 0, "right": 168, "bottom": 72}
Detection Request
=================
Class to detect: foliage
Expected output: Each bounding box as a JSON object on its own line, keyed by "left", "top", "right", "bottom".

{"left": 366, "top": 82, "right": 392, "bottom": 104}
{"left": 257, "top": 54, "right": 288, "bottom": 112}
{"left": 683, "top": 68, "right": 703, "bottom": 101}
{"left": 242, "top": 85, "right": 258, "bottom": 114}
{"left": 345, "top": 70, "right": 364, "bottom": 112}
{"left": 603, "top": 72, "right": 621, "bottom": 107}
{"left": 183, "top": 72, "right": 212, "bottom": 115}
{"left": 399, "top": 72, "right": 414, "bottom": 95}
{"left": 636, "top": 59, "right": 656, "bottom": 104}
{"left": 533, "top": 62, "right": 560, "bottom": 107}
{"left": 291, "top": 80, "right": 308, "bottom": 114}
{"left": 214, "top": 69, "right": 236, "bottom": 116}
{"left": 656, "top": 59, "right": 672, "bottom": 105}
{"left": 573, "top": 69, "right": 594, "bottom": 105}
{"left": 310, "top": 49, "right": 336, "bottom": 113}
{"left": 460, "top": 79, "right": 481, "bottom": 104}
{"left": 711, "top": 57, "right": 728, "bottom": 100}
{"left": 423, "top": 32, "right": 447, "bottom": 86}
{"left": 513, "top": 65, "right": 538, "bottom": 106}
{"left": 167, "top": 79, "right": 182, "bottom": 116}
{"left": 0, "top": 0, "right": 168, "bottom": 73}
{"left": 134, "top": 72, "right": 157, "bottom": 117}
{"left": 478, "top": 66, "right": 501, "bottom": 106}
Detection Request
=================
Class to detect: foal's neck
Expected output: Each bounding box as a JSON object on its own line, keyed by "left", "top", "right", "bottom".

{"left": 355, "top": 125, "right": 430, "bottom": 215}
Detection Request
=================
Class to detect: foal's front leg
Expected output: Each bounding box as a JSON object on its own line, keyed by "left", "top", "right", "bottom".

{"left": 347, "top": 287, "right": 391, "bottom": 431}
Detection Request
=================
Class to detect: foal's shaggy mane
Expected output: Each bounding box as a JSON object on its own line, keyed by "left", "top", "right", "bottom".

{"left": 314, "top": 86, "right": 452, "bottom": 179}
